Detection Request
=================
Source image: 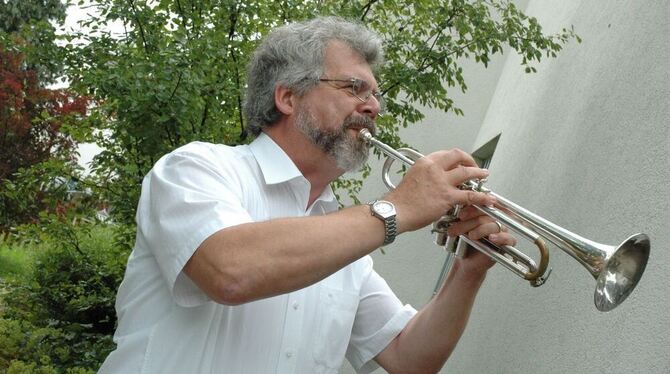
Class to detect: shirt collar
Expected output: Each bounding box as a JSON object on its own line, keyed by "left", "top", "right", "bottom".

{"left": 249, "top": 132, "right": 302, "bottom": 185}
{"left": 248, "top": 132, "right": 337, "bottom": 205}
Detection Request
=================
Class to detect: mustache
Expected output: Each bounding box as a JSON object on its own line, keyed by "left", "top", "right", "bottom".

{"left": 343, "top": 115, "right": 376, "bottom": 136}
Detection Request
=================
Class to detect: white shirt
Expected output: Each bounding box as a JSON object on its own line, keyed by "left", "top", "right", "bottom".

{"left": 99, "top": 133, "right": 416, "bottom": 374}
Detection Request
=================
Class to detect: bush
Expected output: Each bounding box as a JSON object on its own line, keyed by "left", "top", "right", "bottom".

{"left": 0, "top": 224, "right": 127, "bottom": 373}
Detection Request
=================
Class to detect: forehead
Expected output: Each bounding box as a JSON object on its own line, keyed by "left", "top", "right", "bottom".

{"left": 323, "top": 40, "right": 377, "bottom": 85}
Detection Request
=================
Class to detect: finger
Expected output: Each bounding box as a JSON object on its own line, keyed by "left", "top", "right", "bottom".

{"left": 445, "top": 165, "right": 490, "bottom": 186}
{"left": 467, "top": 220, "right": 505, "bottom": 241}
{"left": 427, "top": 149, "right": 479, "bottom": 170}
{"left": 457, "top": 205, "right": 489, "bottom": 221}
{"left": 447, "top": 215, "right": 491, "bottom": 237}
{"left": 487, "top": 232, "right": 517, "bottom": 247}
{"left": 448, "top": 189, "right": 496, "bottom": 208}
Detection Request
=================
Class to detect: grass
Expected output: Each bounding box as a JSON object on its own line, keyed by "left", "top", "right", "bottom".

{"left": 0, "top": 224, "right": 122, "bottom": 277}
{"left": 0, "top": 242, "right": 35, "bottom": 282}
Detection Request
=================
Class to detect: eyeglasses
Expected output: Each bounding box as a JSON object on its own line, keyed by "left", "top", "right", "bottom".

{"left": 318, "top": 77, "right": 385, "bottom": 113}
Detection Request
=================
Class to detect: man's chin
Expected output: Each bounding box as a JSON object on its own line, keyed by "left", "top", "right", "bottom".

{"left": 336, "top": 151, "right": 369, "bottom": 174}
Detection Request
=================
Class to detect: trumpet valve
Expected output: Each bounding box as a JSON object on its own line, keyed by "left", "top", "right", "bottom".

{"left": 432, "top": 212, "right": 461, "bottom": 250}
{"left": 460, "top": 178, "right": 489, "bottom": 192}
{"left": 431, "top": 218, "right": 451, "bottom": 247}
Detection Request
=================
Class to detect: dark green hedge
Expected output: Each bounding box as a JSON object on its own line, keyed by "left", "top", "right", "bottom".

{"left": 0, "top": 225, "right": 126, "bottom": 373}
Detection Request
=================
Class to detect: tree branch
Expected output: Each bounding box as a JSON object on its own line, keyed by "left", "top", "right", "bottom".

{"left": 198, "top": 102, "right": 208, "bottom": 136}
{"left": 381, "top": 39, "right": 477, "bottom": 97}
{"left": 175, "top": 0, "right": 188, "bottom": 32}
{"left": 169, "top": 71, "right": 183, "bottom": 101}
{"left": 127, "top": 0, "right": 149, "bottom": 53}
{"left": 227, "top": 4, "right": 245, "bottom": 140}
{"left": 360, "top": 0, "right": 379, "bottom": 21}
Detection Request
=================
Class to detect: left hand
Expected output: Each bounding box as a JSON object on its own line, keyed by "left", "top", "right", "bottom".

{"left": 447, "top": 205, "right": 517, "bottom": 247}
{"left": 445, "top": 205, "right": 518, "bottom": 276}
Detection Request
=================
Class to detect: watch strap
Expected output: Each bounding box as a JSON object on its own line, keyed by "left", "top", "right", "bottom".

{"left": 381, "top": 215, "right": 397, "bottom": 245}
{"left": 368, "top": 200, "right": 397, "bottom": 245}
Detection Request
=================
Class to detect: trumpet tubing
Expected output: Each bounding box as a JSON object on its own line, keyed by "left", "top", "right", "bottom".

{"left": 359, "top": 129, "right": 650, "bottom": 312}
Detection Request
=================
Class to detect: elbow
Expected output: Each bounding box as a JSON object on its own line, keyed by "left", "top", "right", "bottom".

{"left": 185, "top": 262, "right": 253, "bottom": 306}
{"left": 214, "top": 287, "right": 247, "bottom": 306}
{"left": 211, "top": 277, "right": 255, "bottom": 306}
{"left": 184, "top": 250, "right": 257, "bottom": 306}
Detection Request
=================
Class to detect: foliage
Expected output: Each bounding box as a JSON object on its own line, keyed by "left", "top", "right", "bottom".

{"left": 0, "top": 225, "right": 122, "bottom": 373}
{"left": 0, "top": 44, "right": 87, "bottom": 179}
{"left": 0, "top": 242, "right": 33, "bottom": 282}
{"left": 0, "top": 157, "right": 98, "bottom": 235}
{"left": 0, "top": 0, "right": 92, "bottom": 232}
{"left": 1, "top": 3, "right": 107, "bottom": 370}
{"left": 0, "top": 0, "right": 67, "bottom": 35}
{"left": 0, "top": 44, "right": 87, "bottom": 183}
{"left": 64, "top": 0, "right": 579, "bottom": 247}
{"left": 365, "top": 0, "right": 580, "bottom": 143}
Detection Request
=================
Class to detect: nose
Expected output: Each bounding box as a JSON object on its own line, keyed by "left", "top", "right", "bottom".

{"left": 357, "top": 94, "right": 382, "bottom": 119}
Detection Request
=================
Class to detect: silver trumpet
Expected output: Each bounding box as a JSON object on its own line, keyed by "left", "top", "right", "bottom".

{"left": 359, "top": 129, "right": 650, "bottom": 312}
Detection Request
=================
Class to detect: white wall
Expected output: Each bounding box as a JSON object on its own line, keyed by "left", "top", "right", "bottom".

{"left": 446, "top": 1, "right": 670, "bottom": 373}
{"left": 345, "top": 1, "right": 670, "bottom": 373}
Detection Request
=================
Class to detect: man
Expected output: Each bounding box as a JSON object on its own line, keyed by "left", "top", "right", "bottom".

{"left": 100, "top": 16, "right": 515, "bottom": 373}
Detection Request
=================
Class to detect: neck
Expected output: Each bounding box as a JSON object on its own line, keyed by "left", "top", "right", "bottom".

{"left": 263, "top": 123, "right": 344, "bottom": 208}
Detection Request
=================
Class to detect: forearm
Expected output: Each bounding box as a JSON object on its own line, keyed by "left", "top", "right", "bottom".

{"left": 184, "top": 204, "right": 386, "bottom": 304}
{"left": 377, "top": 261, "right": 487, "bottom": 373}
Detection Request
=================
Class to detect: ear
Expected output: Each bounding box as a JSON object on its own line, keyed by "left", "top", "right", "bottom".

{"left": 274, "top": 84, "right": 296, "bottom": 116}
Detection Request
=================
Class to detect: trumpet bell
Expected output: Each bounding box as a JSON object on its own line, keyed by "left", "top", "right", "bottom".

{"left": 595, "top": 233, "right": 650, "bottom": 312}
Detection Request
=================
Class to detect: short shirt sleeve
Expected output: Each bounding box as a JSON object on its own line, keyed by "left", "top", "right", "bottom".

{"left": 346, "top": 257, "right": 418, "bottom": 373}
{"left": 135, "top": 143, "right": 254, "bottom": 307}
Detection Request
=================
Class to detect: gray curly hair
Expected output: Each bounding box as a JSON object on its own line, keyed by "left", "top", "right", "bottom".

{"left": 243, "top": 16, "right": 384, "bottom": 137}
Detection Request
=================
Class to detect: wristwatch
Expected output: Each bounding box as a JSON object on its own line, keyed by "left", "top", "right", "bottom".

{"left": 368, "top": 200, "right": 397, "bottom": 245}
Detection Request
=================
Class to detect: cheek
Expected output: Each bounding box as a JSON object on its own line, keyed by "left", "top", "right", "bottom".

{"left": 319, "top": 107, "right": 349, "bottom": 130}
{"left": 306, "top": 93, "right": 356, "bottom": 129}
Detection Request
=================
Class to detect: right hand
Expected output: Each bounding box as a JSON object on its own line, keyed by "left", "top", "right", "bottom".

{"left": 384, "top": 148, "right": 495, "bottom": 233}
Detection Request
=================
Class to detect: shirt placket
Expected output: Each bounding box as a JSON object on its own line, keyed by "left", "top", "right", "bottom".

{"left": 275, "top": 179, "right": 333, "bottom": 372}
{"left": 276, "top": 291, "right": 305, "bottom": 373}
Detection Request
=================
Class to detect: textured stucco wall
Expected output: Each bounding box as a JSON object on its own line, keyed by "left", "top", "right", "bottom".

{"left": 343, "top": 1, "right": 670, "bottom": 373}
{"left": 444, "top": 1, "right": 670, "bottom": 373}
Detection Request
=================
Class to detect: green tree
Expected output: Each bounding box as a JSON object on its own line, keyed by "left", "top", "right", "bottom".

{"left": 66, "top": 0, "right": 578, "bottom": 248}
{"left": 0, "top": 0, "right": 69, "bottom": 84}
{"left": 0, "top": 0, "right": 92, "bottom": 233}
{"left": 0, "top": 0, "right": 66, "bottom": 34}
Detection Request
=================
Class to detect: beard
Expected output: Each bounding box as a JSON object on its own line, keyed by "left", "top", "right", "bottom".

{"left": 295, "top": 106, "right": 375, "bottom": 172}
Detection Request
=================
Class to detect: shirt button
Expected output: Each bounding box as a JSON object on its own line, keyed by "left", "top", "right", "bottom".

{"left": 285, "top": 350, "right": 293, "bottom": 358}
{"left": 292, "top": 302, "right": 299, "bottom": 310}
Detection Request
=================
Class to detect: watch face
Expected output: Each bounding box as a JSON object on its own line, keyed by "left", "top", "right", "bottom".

{"left": 374, "top": 201, "right": 395, "bottom": 215}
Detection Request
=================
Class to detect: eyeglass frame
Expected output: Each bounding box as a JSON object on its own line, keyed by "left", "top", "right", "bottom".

{"left": 318, "top": 77, "right": 385, "bottom": 114}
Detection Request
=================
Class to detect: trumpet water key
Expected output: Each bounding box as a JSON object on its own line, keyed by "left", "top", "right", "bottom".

{"left": 358, "top": 129, "right": 650, "bottom": 312}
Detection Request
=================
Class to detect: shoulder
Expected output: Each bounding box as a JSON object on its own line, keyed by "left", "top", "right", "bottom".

{"left": 138, "top": 141, "right": 261, "bottom": 198}
{"left": 171, "top": 141, "right": 251, "bottom": 163}
{"left": 153, "top": 141, "right": 255, "bottom": 175}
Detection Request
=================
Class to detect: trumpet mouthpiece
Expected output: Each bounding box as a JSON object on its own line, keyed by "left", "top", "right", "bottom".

{"left": 358, "top": 128, "right": 373, "bottom": 143}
